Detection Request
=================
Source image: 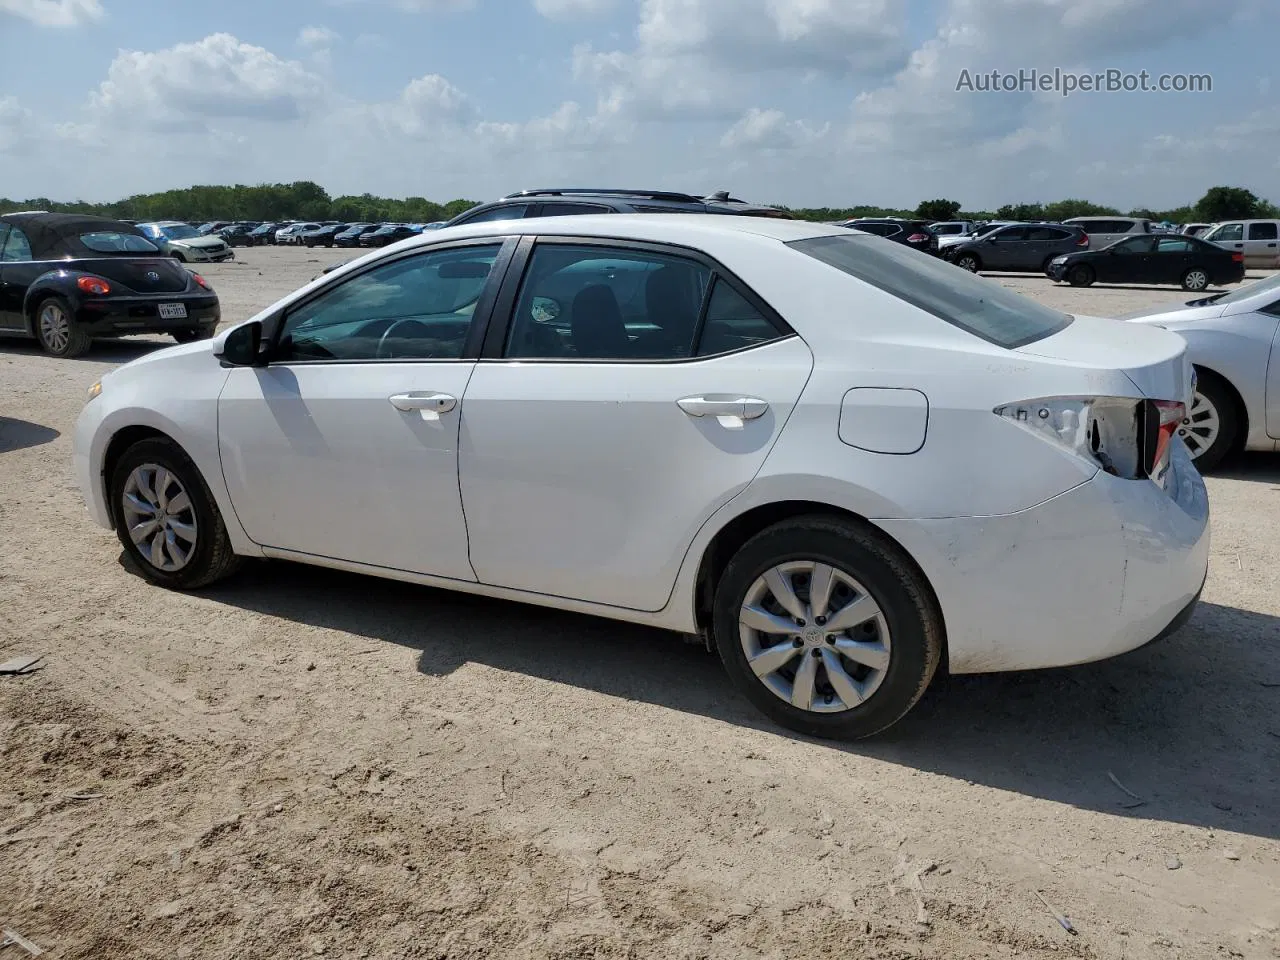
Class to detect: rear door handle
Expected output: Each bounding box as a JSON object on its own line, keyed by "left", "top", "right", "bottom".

{"left": 677, "top": 395, "right": 769, "bottom": 420}
{"left": 389, "top": 392, "right": 457, "bottom": 416}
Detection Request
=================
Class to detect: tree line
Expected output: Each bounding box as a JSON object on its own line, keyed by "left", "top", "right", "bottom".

{"left": 1, "top": 181, "right": 1275, "bottom": 226}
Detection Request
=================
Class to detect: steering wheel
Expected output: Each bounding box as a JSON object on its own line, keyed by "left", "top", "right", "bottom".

{"left": 376, "top": 318, "right": 429, "bottom": 359}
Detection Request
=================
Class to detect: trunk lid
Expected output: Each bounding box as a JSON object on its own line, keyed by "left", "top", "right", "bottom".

{"left": 79, "top": 256, "right": 192, "bottom": 294}
{"left": 1015, "top": 313, "right": 1193, "bottom": 404}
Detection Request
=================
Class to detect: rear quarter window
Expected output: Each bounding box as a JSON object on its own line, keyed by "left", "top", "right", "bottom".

{"left": 789, "top": 233, "right": 1071, "bottom": 349}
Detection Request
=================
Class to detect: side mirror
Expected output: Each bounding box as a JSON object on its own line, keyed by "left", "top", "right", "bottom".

{"left": 216, "top": 321, "right": 265, "bottom": 367}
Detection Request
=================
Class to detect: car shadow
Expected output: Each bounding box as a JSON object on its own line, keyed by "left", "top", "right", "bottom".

{"left": 1216, "top": 452, "right": 1280, "bottom": 484}
{"left": 196, "top": 560, "right": 1280, "bottom": 841}
{"left": 0, "top": 338, "right": 169, "bottom": 362}
{"left": 0, "top": 416, "right": 60, "bottom": 452}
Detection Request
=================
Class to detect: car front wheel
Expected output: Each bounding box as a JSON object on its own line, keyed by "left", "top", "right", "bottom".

{"left": 109, "top": 438, "right": 241, "bottom": 589}
{"left": 712, "top": 516, "right": 943, "bottom": 739}
{"left": 1067, "top": 264, "right": 1095, "bottom": 287}
{"left": 1180, "top": 371, "right": 1238, "bottom": 471}
{"left": 954, "top": 253, "right": 980, "bottom": 272}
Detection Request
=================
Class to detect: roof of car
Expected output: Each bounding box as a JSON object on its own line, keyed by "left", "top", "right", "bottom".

{"left": 0, "top": 211, "right": 148, "bottom": 258}
{"left": 416, "top": 213, "right": 840, "bottom": 247}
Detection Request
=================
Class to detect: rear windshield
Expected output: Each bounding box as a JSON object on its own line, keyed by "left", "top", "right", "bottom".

{"left": 79, "top": 231, "right": 159, "bottom": 254}
{"left": 789, "top": 234, "right": 1072, "bottom": 349}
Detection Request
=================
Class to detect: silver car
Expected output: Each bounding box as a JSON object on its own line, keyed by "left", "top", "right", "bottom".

{"left": 1123, "top": 273, "right": 1280, "bottom": 468}
{"left": 1201, "top": 219, "right": 1280, "bottom": 268}
{"left": 1063, "top": 216, "right": 1152, "bottom": 248}
{"left": 137, "top": 222, "right": 234, "bottom": 263}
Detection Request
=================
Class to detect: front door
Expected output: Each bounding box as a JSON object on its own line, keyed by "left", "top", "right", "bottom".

{"left": 1098, "top": 235, "right": 1157, "bottom": 282}
{"left": 217, "top": 241, "right": 509, "bottom": 580}
{"left": 459, "top": 239, "right": 814, "bottom": 611}
{"left": 984, "top": 226, "right": 1028, "bottom": 270}
{"left": 0, "top": 224, "right": 35, "bottom": 331}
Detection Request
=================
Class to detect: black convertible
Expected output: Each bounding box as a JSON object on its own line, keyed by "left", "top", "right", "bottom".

{"left": 0, "top": 212, "right": 220, "bottom": 357}
{"left": 1046, "top": 233, "right": 1246, "bottom": 291}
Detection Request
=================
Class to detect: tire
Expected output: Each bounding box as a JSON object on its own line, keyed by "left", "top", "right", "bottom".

{"left": 712, "top": 516, "right": 943, "bottom": 740}
{"left": 1067, "top": 264, "right": 1095, "bottom": 287}
{"left": 1181, "top": 370, "right": 1238, "bottom": 472}
{"left": 33, "top": 296, "right": 92, "bottom": 358}
{"left": 955, "top": 253, "right": 980, "bottom": 273}
{"left": 109, "top": 437, "right": 241, "bottom": 589}
{"left": 1181, "top": 267, "right": 1209, "bottom": 291}
{"left": 171, "top": 251, "right": 187, "bottom": 263}
{"left": 171, "top": 328, "right": 214, "bottom": 344}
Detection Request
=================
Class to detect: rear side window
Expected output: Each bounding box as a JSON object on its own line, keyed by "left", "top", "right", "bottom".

{"left": 536, "top": 203, "right": 612, "bottom": 217}
{"left": 696, "top": 280, "right": 782, "bottom": 357}
{"left": 79, "top": 231, "right": 159, "bottom": 254}
{"left": 1156, "top": 238, "right": 1192, "bottom": 253}
{"left": 1, "top": 227, "right": 32, "bottom": 262}
{"left": 1248, "top": 222, "right": 1278, "bottom": 240}
{"left": 789, "top": 233, "right": 1071, "bottom": 349}
{"left": 1027, "top": 227, "right": 1068, "bottom": 241}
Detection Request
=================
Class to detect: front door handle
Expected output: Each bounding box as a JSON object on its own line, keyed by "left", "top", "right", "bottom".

{"left": 389, "top": 392, "right": 457, "bottom": 414}
{"left": 677, "top": 395, "right": 769, "bottom": 420}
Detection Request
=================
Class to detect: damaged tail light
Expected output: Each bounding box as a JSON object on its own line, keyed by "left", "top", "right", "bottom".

{"left": 995, "top": 396, "right": 1183, "bottom": 485}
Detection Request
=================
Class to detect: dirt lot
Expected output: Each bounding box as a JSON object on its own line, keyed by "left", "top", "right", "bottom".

{"left": 2, "top": 246, "right": 1278, "bottom": 960}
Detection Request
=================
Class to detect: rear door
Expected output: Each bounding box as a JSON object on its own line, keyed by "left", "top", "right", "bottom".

{"left": 1245, "top": 221, "right": 1279, "bottom": 267}
{"left": 984, "top": 226, "right": 1029, "bottom": 269}
{"left": 1153, "top": 236, "right": 1195, "bottom": 284}
{"left": 458, "top": 237, "right": 814, "bottom": 611}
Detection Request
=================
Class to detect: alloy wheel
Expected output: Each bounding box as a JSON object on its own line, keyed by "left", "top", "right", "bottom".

{"left": 38, "top": 302, "right": 72, "bottom": 353}
{"left": 1184, "top": 269, "right": 1208, "bottom": 291}
{"left": 121, "top": 463, "right": 199, "bottom": 571}
{"left": 738, "top": 560, "right": 892, "bottom": 713}
{"left": 1179, "top": 389, "right": 1220, "bottom": 460}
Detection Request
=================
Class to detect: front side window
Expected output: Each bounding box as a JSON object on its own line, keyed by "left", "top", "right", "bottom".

{"left": 990, "top": 227, "right": 1028, "bottom": 242}
{"left": 505, "top": 244, "right": 714, "bottom": 361}
{"left": 1, "top": 226, "right": 32, "bottom": 262}
{"left": 276, "top": 244, "right": 501, "bottom": 362}
{"left": 79, "top": 231, "right": 159, "bottom": 254}
{"left": 790, "top": 233, "right": 1071, "bottom": 349}
{"left": 1248, "top": 222, "right": 1278, "bottom": 241}
{"left": 1209, "top": 223, "right": 1244, "bottom": 242}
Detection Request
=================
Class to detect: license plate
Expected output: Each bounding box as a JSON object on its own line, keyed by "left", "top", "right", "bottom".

{"left": 158, "top": 303, "right": 188, "bottom": 320}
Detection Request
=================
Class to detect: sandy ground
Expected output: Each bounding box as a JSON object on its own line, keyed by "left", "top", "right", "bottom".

{"left": 1, "top": 245, "right": 1278, "bottom": 960}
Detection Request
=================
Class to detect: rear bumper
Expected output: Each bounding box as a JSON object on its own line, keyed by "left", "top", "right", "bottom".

{"left": 877, "top": 442, "right": 1209, "bottom": 674}
{"left": 75, "top": 296, "right": 220, "bottom": 335}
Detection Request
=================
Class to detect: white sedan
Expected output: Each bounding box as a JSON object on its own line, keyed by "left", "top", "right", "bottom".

{"left": 74, "top": 215, "right": 1208, "bottom": 739}
{"left": 1123, "top": 273, "right": 1280, "bottom": 469}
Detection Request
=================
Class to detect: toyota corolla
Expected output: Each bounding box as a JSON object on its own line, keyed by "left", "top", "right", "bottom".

{"left": 74, "top": 215, "right": 1209, "bottom": 739}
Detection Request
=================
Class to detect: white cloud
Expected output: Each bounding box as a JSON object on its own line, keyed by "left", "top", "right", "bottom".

{"left": 533, "top": 0, "right": 616, "bottom": 18}
{"left": 0, "top": 0, "right": 102, "bottom": 26}
{"left": 720, "top": 108, "right": 828, "bottom": 150}
{"left": 0, "top": 96, "right": 34, "bottom": 154}
{"left": 374, "top": 74, "right": 473, "bottom": 136}
{"left": 298, "top": 25, "right": 340, "bottom": 48}
{"left": 86, "top": 34, "right": 326, "bottom": 131}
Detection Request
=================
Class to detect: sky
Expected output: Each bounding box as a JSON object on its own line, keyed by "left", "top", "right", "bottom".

{"left": 0, "top": 0, "right": 1275, "bottom": 211}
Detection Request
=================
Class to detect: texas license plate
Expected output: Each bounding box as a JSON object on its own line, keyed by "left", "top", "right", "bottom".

{"left": 158, "top": 303, "right": 188, "bottom": 320}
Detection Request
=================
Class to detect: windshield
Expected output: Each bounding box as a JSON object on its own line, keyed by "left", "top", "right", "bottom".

{"left": 789, "top": 233, "right": 1072, "bottom": 349}
{"left": 158, "top": 224, "right": 200, "bottom": 240}
{"left": 79, "top": 231, "right": 159, "bottom": 254}
{"left": 1210, "top": 272, "right": 1280, "bottom": 306}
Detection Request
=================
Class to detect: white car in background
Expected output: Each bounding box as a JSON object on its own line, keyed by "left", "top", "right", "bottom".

{"left": 935, "top": 220, "right": 1018, "bottom": 251}
{"left": 137, "top": 221, "right": 234, "bottom": 263}
{"left": 926, "top": 220, "right": 975, "bottom": 237}
{"left": 1124, "top": 273, "right": 1280, "bottom": 469}
{"left": 1201, "top": 219, "right": 1280, "bottom": 268}
{"left": 74, "top": 214, "right": 1207, "bottom": 740}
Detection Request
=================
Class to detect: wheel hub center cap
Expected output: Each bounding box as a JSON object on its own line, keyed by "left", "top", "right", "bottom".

{"left": 805, "top": 627, "right": 824, "bottom": 644}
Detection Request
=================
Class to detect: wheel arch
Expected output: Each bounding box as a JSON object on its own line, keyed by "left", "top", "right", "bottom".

{"left": 690, "top": 499, "right": 949, "bottom": 673}
{"left": 23, "top": 279, "right": 81, "bottom": 335}
{"left": 101, "top": 425, "right": 178, "bottom": 526}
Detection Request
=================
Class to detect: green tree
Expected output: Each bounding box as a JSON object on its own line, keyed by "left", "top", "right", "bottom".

{"left": 915, "top": 198, "right": 962, "bottom": 221}
{"left": 1194, "top": 186, "right": 1263, "bottom": 222}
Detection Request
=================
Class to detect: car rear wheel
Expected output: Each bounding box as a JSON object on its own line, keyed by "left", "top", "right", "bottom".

{"left": 1067, "top": 264, "right": 1095, "bottom": 287}
{"left": 712, "top": 516, "right": 943, "bottom": 739}
{"left": 109, "top": 438, "right": 241, "bottom": 589}
{"left": 1180, "top": 371, "right": 1237, "bottom": 471}
{"left": 33, "top": 296, "right": 92, "bottom": 358}
{"left": 954, "top": 253, "right": 980, "bottom": 272}
{"left": 1181, "top": 267, "right": 1209, "bottom": 291}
